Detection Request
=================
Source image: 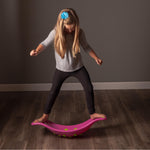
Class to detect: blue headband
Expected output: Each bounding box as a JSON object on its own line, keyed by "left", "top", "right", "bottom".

{"left": 61, "top": 12, "right": 69, "bottom": 19}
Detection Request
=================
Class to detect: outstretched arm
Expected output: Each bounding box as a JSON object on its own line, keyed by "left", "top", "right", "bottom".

{"left": 30, "top": 44, "right": 45, "bottom": 56}
{"left": 30, "top": 28, "right": 56, "bottom": 56}
{"left": 79, "top": 29, "right": 103, "bottom": 66}
{"left": 88, "top": 49, "right": 103, "bottom": 66}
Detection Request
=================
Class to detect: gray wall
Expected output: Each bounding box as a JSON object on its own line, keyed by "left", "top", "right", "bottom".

{"left": 1, "top": 0, "right": 150, "bottom": 84}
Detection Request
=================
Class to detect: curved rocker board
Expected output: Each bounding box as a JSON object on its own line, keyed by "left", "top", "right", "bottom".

{"left": 31, "top": 117, "right": 107, "bottom": 137}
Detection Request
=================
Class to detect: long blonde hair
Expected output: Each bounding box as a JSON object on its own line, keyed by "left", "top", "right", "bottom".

{"left": 54, "top": 8, "right": 80, "bottom": 58}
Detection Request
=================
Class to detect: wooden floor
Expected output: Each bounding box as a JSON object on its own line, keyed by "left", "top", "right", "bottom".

{"left": 0, "top": 90, "right": 150, "bottom": 149}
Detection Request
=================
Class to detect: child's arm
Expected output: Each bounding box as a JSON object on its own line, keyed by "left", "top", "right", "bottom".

{"left": 30, "top": 44, "right": 45, "bottom": 56}
{"left": 88, "top": 49, "right": 103, "bottom": 66}
{"left": 30, "top": 28, "right": 56, "bottom": 56}
{"left": 79, "top": 29, "right": 103, "bottom": 65}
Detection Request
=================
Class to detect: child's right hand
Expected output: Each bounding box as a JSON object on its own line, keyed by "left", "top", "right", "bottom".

{"left": 30, "top": 50, "right": 38, "bottom": 56}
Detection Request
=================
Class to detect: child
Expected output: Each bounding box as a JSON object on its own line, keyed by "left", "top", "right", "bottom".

{"left": 30, "top": 8, "right": 106, "bottom": 122}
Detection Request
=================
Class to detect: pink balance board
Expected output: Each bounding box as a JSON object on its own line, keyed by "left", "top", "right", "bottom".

{"left": 31, "top": 116, "right": 107, "bottom": 137}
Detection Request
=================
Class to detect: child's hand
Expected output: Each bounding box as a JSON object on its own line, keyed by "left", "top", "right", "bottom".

{"left": 95, "top": 58, "right": 103, "bottom": 65}
{"left": 30, "top": 50, "right": 38, "bottom": 56}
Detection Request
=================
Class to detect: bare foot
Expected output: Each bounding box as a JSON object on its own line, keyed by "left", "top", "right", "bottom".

{"left": 90, "top": 113, "right": 106, "bottom": 119}
{"left": 33, "top": 114, "right": 49, "bottom": 123}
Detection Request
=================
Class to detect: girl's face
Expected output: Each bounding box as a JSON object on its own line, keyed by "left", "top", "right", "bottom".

{"left": 64, "top": 24, "right": 75, "bottom": 33}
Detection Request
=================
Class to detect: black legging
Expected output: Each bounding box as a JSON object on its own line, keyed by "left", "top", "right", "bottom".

{"left": 44, "top": 66, "right": 95, "bottom": 115}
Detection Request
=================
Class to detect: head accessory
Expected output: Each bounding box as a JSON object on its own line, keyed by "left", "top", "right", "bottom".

{"left": 61, "top": 11, "right": 69, "bottom": 19}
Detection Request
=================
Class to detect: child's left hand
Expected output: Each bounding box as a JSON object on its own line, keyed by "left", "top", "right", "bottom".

{"left": 95, "top": 58, "right": 103, "bottom": 65}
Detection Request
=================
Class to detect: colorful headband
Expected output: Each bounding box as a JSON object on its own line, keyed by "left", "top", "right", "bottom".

{"left": 61, "top": 12, "right": 69, "bottom": 19}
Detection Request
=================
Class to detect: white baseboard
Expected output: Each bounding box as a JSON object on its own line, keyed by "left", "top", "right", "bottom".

{"left": 0, "top": 82, "right": 150, "bottom": 91}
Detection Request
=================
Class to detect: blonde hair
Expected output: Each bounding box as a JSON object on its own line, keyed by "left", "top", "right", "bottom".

{"left": 54, "top": 8, "right": 80, "bottom": 58}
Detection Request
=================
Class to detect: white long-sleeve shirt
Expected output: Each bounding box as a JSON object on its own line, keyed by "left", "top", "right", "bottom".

{"left": 40, "top": 28, "right": 92, "bottom": 72}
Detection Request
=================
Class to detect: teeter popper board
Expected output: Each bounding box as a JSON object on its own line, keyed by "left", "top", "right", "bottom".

{"left": 31, "top": 117, "right": 107, "bottom": 137}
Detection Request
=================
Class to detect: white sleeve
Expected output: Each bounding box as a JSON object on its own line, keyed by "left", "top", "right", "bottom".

{"left": 40, "top": 29, "right": 56, "bottom": 48}
{"left": 79, "top": 29, "right": 92, "bottom": 53}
